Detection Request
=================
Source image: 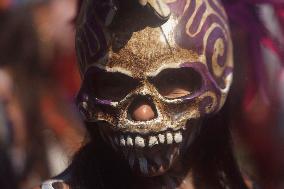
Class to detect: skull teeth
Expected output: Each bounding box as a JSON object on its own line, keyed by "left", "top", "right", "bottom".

{"left": 113, "top": 131, "right": 183, "bottom": 148}
{"left": 120, "top": 136, "right": 126, "bottom": 146}
{"left": 174, "top": 132, "right": 182, "bottom": 143}
{"left": 135, "top": 136, "right": 145, "bottom": 148}
{"left": 158, "top": 134, "right": 165, "bottom": 144}
{"left": 148, "top": 136, "right": 158, "bottom": 147}
{"left": 127, "top": 136, "right": 133, "bottom": 147}
{"left": 166, "top": 133, "right": 173, "bottom": 144}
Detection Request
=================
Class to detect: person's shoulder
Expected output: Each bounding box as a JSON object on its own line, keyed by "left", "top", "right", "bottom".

{"left": 32, "top": 179, "right": 70, "bottom": 189}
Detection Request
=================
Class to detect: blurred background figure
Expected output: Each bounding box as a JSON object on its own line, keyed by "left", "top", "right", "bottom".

{"left": 0, "top": 67, "right": 18, "bottom": 189}
{"left": 0, "top": 0, "right": 85, "bottom": 189}
{"left": 223, "top": 2, "right": 284, "bottom": 189}
{"left": 0, "top": 0, "right": 11, "bottom": 10}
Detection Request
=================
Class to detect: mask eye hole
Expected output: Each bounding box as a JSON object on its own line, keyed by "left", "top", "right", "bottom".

{"left": 86, "top": 68, "right": 139, "bottom": 101}
{"left": 149, "top": 67, "right": 203, "bottom": 99}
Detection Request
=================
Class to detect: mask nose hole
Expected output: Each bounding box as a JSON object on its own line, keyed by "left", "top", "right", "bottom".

{"left": 128, "top": 96, "right": 158, "bottom": 121}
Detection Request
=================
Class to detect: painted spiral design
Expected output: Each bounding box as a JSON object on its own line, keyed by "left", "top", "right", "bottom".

{"left": 169, "top": 0, "right": 233, "bottom": 90}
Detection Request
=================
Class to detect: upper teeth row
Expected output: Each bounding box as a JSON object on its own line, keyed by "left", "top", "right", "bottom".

{"left": 114, "top": 132, "right": 183, "bottom": 148}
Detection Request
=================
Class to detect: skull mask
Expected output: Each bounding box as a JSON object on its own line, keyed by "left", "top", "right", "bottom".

{"left": 76, "top": 0, "right": 233, "bottom": 176}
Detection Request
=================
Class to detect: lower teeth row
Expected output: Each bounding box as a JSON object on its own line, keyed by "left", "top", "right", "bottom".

{"left": 112, "top": 131, "right": 183, "bottom": 148}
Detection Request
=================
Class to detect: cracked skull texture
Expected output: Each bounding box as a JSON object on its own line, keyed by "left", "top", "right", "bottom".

{"left": 76, "top": 0, "right": 233, "bottom": 176}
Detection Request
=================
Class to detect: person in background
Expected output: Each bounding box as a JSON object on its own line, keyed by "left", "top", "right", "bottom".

{"left": 0, "top": 1, "right": 85, "bottom": 188}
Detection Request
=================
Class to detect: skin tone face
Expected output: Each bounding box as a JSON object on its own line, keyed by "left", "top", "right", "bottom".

{"left": 131, "top": 87, "right": 190, "bottom": 121}
{"left": 131, "top": 85, "right": 191, "bottom": 122}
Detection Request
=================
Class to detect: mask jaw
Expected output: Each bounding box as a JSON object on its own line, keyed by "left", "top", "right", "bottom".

{"left": 95, "top": 115, "right": 203, "bottom": 177}
{"left": 76, "top": 62, "right": 229, "bottom": 177}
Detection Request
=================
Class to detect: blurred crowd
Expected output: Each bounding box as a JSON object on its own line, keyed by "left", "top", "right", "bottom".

{"left": 0, "top": 0, "right": 85, "bottom": 188}
{"left": 0, "top": 0, "right": 284, "bottom": 189}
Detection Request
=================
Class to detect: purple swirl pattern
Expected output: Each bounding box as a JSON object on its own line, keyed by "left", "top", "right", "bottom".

{"left": 75, "top": 0, "right": 233, "bottom": 121}
{"left": 168, "top": 0, "right": 233, "bottom": 90}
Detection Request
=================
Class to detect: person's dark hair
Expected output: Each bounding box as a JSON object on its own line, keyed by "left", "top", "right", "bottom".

{"left": 0, "top": 145, "right": 18, "bottom": 189}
